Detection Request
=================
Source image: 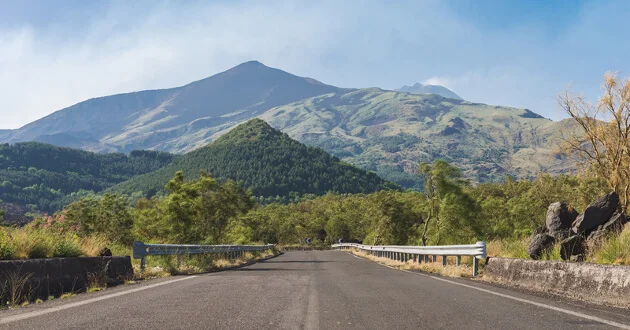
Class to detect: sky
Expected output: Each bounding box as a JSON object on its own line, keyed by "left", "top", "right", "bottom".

{"left": 1, "top": 0, "right": 629, "bottom": 129}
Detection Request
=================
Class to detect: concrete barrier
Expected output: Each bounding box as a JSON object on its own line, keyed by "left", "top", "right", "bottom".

{"left": 484, "top": 257, "right": 630, "bottom": 308}
{"left": 0, "top": 256, "right": 133, "bottom": 301}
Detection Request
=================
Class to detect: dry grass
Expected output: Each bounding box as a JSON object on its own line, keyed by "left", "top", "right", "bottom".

{"left": 486, "top": 238, "right": 529, "bottom": 259}
{"left": 79, "top": 235, "right": 110, "bottom": 257}
{"left": 0, "top": 227, "right": 112, "bottom": 260}
{"left": 591, "top": 224, "right": 630, "bottom": 265}
{"left": 350, "top": 249, "right": 475, "bottom": 278}
{"left": 136, "top": 249, "right": 278, "bottom": 277}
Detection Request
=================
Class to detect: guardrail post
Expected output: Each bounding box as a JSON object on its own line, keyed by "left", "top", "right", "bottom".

{"left": 456, "top": 256, "right": 461, "bottom": 266}
{"left": 140, "top": 257, "right": 146, "bottom": 272}
{"left": 432, "top": 255, "right": 437, "bottom": 263}
{"left": 472, "top": 257, "right": 479, "bottom": 277}
{"left": 442, "top": 256, "right": 447, "bottom": 267}
{"left": 423, "top": 255, "right": 428, "bottom": 263}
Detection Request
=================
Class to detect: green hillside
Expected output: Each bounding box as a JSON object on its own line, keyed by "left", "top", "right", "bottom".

{"left": 252, "top": 88, "right": 576, "bottom": 188}
{"left": 0, "top": 142, "right": 176, "bottom": 215}
{"left": 111, "top": 119, "right": 398, "bottom": 199}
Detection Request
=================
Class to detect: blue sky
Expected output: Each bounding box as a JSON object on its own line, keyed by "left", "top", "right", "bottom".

{"left": 1, "top": 0, "right": 628, "bottom": 128}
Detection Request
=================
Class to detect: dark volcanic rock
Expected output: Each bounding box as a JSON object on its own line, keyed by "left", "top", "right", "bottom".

{"left": 601, "top": 212, "right": 626, "bottom": 233}
{"left": 532, "top": 225, "right": 548, "bottom": 235}
{"left": 546, "top": 202, "right": 579, "bottom": 238}
{"left": 560, "top": 235, "right": 586, "bottom": 261}
{"left": 99, "top": 247, "right": 113, "bottom": 257}
{"left": 572, "top": 192, "right": 619, "bottom": 234}
{"left": 528, "top": 233, "right": 555, "bottom": 260}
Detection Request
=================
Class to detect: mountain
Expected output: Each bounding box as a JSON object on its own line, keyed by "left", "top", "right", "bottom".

{"left": 396, "top": 83, "right": 462, "bottom": 100}
{"left": 0, "top": 142, "right": 176, "bottom": 219}
{"left": 110, "top": 119, "right": 397, "bottom": 200}
{"left": 245, "top": 88, "right": 574, "bottom": 188}
{"left": 0, "top": 61, "right": 342, "bottom": 153}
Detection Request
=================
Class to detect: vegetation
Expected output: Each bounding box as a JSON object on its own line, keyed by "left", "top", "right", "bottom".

{"left": 0, "top": 142, "right": 175, "bottom": 217}
{"left": 560, "top": 72, "right": 630, "bottom": 211}
{"left": 111, "top": 119, "right": 397, "bottom": 199}
{"left": 258, "top": 88, "right": 577, "bottom": 188}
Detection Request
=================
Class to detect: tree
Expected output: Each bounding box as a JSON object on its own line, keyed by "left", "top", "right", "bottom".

{"left": 417, "top": 160, "right": 471, "bottom": 245}
{"left": 559, "top": 72, "right": 630, "bottom": 210}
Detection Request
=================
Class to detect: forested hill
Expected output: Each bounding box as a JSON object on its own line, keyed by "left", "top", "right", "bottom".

{"left": 0, "top": 142, "right": 176, "bottom": 215}
{"left": 110, "top": 119, "right": 398, "bottom": 201}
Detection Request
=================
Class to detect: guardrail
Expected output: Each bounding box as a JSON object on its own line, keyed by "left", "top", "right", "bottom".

{"left": 332, "top": 242, "right": 486, "bottom": 276}
{"left": 132, "top": 241, "right": 275, "bottom": 271}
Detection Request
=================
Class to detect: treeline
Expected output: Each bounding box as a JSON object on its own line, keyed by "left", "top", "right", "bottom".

{"left": 111, "top": 119, "right": 398, "bottom": 199}
{"left": 0, "top": 142, "right": 175, "bottom": 213}
{"left": 29, "top": 161, "right": 608, "bottom": 249}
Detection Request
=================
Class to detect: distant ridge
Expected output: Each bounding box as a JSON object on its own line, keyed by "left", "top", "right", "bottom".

{"left": 396, "top": 83, "right": 462, "bottom": 100}
{"left": 0, "top": 61, "right": 342, "bottom": 153}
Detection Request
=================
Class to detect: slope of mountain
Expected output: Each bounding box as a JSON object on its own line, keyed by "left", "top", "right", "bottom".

{"left": 396, "top": 83, "right": 462, "bottom": 100}
{"left": 110, "top": 119, "right": 397, "bottom": 199}
{"left": 243, "top": 88, "right": 574, "bottom": 188}
{"left": 0, "top": 142, "right": 176, "bottom": 217}
{"left": 0, "top": 61, "right": 342, "bottom": 153}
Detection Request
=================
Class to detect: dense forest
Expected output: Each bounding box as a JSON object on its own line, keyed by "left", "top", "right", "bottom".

{"left": 111, "top": 119, "right": 398, "bottom": 200}
{"left": 0, "top": 142, "right": 176, "bottom": 214}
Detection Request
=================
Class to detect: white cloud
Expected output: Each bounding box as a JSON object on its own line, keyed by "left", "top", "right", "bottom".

{"left": 0, "top": 0, "right": 628, "bottom": 128}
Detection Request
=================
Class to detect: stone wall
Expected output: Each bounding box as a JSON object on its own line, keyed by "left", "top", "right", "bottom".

{"left": 0, "top": 256, "right": 133, "bottom": 300}
{"left": 484, "top": 257, "right": 630, "bottom": 308}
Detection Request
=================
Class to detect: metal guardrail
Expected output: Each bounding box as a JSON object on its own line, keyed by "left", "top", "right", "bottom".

{"left": 332, "top": 242, "right": 486, "bottom": 276}
{"left": 132, "top": 241, "right": 275, "bottom": 271}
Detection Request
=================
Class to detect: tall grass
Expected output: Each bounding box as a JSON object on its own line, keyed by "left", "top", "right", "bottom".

{"left": 0, "top": 227, "right": 112, "bottom": 260}
{"left": 486, "top": 238, "right": 529, "bottom": 259}
{"left": 592, "top": 224, "right": 630, "bottom": 265}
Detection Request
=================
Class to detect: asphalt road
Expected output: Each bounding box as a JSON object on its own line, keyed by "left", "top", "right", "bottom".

{"left": 1, "top": 251, "right": 630, "bottom": 330}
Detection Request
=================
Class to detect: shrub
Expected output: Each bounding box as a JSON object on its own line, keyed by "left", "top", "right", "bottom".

{"left": 0, "top": 230, "right": 15, "bottom": 260}
{"left": 53, "top": 239, "right": 83, "bottom": 258}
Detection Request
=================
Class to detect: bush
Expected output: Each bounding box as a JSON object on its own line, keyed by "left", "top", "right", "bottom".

{"left": 53, "top": 239, "right": 82, "bottom": 258}
{"left": 0, "top": 230, "right": 15, "bottom": 260}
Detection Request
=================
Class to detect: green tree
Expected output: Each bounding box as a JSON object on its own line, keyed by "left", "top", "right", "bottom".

{"left": 417, "top": 160, "right": 469, "bottom": 245}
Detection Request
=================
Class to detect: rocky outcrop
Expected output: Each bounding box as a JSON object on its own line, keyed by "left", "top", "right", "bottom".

{"left": 528, "top": 192, "right": 625, "bottom": 261}
{"left": 545, "top": 202, "right": 578, "bottom": 239}
{"left": 560, "top": 235, "right": 586, "bottom": 261}
{"left": 528, "top": 234, "right": 555, "bottom": 260}
{"left": 572, "top": 192, "right": 619, "bottom": 234}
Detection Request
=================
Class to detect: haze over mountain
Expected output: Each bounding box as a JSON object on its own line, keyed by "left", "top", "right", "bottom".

{"left": 0, "top": 61, "right": 578, "bottom": 188}
{"left": 0, "top": 61, "right": 342, "bottom": 153}
{"left": 396, "top": 83, "right": 462, "bottom": 100}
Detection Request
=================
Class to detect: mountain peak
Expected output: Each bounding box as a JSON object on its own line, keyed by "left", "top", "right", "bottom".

{"left": 396, "top": 83, "right": 462, "bottom": 100}
{"left": 215, "top": 119, "right": 280, "bottom": 144}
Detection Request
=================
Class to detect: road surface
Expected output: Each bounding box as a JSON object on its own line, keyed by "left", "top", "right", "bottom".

{"left": 1, "top": 251, "right": 630, "bottom": 329}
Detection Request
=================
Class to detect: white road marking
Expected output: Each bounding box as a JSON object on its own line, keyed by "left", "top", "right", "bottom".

{"left": 347, "top": 252, "right": 630, "bottom": 329}
{"left": 0, "top": 276, "right": 198, "bottom": 324}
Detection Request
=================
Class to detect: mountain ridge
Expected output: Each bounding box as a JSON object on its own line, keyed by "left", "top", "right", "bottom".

{"left": 0, "top": 61, "right": 342, "bottom": 153}
{"left": 396, "top": 83, "right": 462, "bottom": 100}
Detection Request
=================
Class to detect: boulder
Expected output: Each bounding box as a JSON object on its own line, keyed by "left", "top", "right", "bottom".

{"left": 532, "top": 225, "right": 548, "bottom": 235}
{"left": 560, "top": 235, "right": 586, "bottom": 261}
{"left": 601, "top": 212, "right": 626, "bottom": 233}
{"left": 546, "top": 202, "right": 578, "bottom": 237}
{"left": 99, "top": 247, "right": 113, "bottom": 257}
{"left": 572, "top": 192, "right": 619, "bottom": 234}
{"left": 528, "top": 233, "right": 555, "bottom": 260}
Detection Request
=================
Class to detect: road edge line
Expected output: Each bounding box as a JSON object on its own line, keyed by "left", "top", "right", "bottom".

{"left": 344, "top": 251, "right": 630, "bottom": 329}
{"left": 0, "top": 275, "right": 197, "bottom": 324}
